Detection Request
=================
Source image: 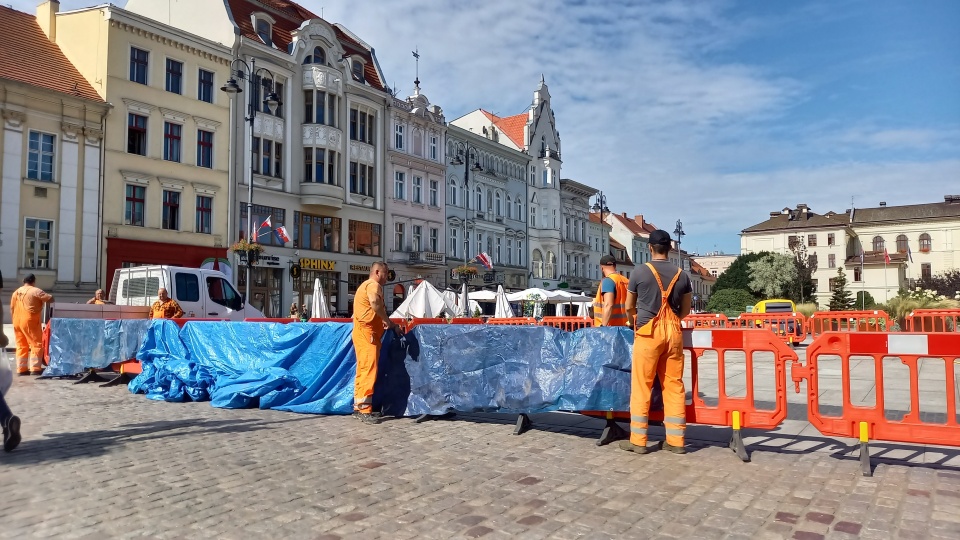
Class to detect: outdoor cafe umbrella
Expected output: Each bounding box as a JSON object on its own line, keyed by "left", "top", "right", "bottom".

{"left": 311, "top": 278, "right": 331, "bottom": 318}
{"left": 493, "top": 285, "right": 515, "bottom": 318}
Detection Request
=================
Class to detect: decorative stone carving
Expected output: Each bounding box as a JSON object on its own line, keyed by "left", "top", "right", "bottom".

{"left": 83, "top": 128, "right": 104, "bottom": 145}
{"left": 349, "top": 140, "right": 375, "bottom": 164}
{"left": 122, "top": 98, "right": 155, "bottom": 115}
{"left": 61, "top": 123, "right": 82, "bottom": 140}
{"left": 191, "top": 182, "right": 219, "bottom": 194}
{"left": 120, "top": 170, "right": 152, "bottom": 185}
{"left": 1, "top": 109, "right": 25, "bottom": 129}
{"left": 302, "top": 124, "right": 342, "bottom": 147}
{"left": 253, "top": 114, "right": 284, "bottom": 139}
{"left": 299, "top": 23, "right": 336, "bottom": 47}
{"left": 160, "top": 108, "right": 188, "bottom": 122}
{"left": 194, "top": 116, "right": 222, "bottom": 130}
{"left": 302, "top": 66, "right": 343, "bottom": 94}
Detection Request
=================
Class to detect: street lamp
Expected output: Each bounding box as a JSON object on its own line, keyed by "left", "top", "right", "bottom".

{"left": 591, "top": 191, "right": 610, "bottom": 221}
{"left": 674, "top": 219, "right": 685, "bottom": 269}
{"left": 449, "top": 139, "right": 482, "bottom": 315}
{"left": 221, "top": 57, "right": 282, "bottom": 306}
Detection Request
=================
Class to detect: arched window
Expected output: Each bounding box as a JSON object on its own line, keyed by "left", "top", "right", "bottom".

{"left": 312, "top": 46, "right": 325, "bottom": 65}
{"left": 475, "top": 186, "right": 483, "bottom": 211}
{"left": 516, "top": 198, "right": 522, "bottom": 221}
{"left": 486, "top": 190, "right": 493, "bottom": 213}
{"left": 532, "top": 249, "right": 543, "bottom": 278}
{"left": 505, "top": 195, "right": 512, "bottom": 219}
{"left": 546, "top": 251, "right": 557, "bottom": 279}
{"left": 530, "top": 205, "right": 537, "bottom": 227}
{"left": 919, "top": 233, "right": 932, "bottom": 252}
{"left": 448, "top": 178, "right": 458, "bottom": 207}
{"left": 872, "top": 236, "right": 885, "bottom": 252}
{"left": 896, "top": 234, "right": 908, "bottom": 253}
{"left": 495, "top": 192, "right": 502, "bottom": 216}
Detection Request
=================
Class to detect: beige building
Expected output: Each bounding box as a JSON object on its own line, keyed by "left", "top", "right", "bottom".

{"left": 692, "top": 253, "right": 737, "bottom": 278}
{"left": 0, "top": 4, "right": 109, "bottom": 315}
{"left": 741, "top": 197, "right": 960, "bottom": 305}
{"left": 52, "top": 2, "right": 234, "bottom": 289}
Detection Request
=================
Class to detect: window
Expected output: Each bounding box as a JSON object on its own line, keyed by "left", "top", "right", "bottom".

{"left": 165, "top": 59, "right": 183, "bottom": 94}
{"left": 163, "top": 123, "right": 182, "bottom": 162}
{"left": 273, "top": 142, "right": 282, "bottom": 177}
{"left": 896, "top": 234, "right": 908, "bottom": 253}
{"left": 27, "top": 131, "right": 55, "bottom": 181}
{"left": 174, "top": 272, "right": 200, "bottom": 302}
{"left": 808, "top": 234, "right": 817, "bottom": 247}
{"left": 256, "top": 18, "right": 272, "bottom": 47}
{"left": 517, "top": 240, "right": 523, "bottom": 266}
{"left": 449, "top": 227, "right": 458, "bottom": 258}
{"left": 475, "top": 186, "right": 483, "bottom": 212}
{"left": 430, "top": 136, "right": 438, "bottom": 160}
{"left": 516, "top": 199, "right": 522, "bottom": 221}
{"left": 854, "top": 267, "right": 862, "bottom": 282}
{"left": 125, "top": 185, "right": 145, "bottom": 226}
{"left": 394, "top": 172, "right": 405, "bottom": 200}
{"left": 129, "top": 47, "right": 148, "bottom": 84}
{"left": 542, "top": 169, "right": 548, "bottom": 186}
{"left": 429, "top": 180, "right": 438, "bottom": 207}
{"left": 495, "top": 192, "right": 502, "bottom": 216}
{"left": 921, "top": 263, "right": 932, "bottom": 280}
{"left": 127, "top": 114, "right": 148, "bottom": 156}
{"left": 532, "top": 250, "right": 543, "bottom": 278}
{"left": 349, "top": 220, "right": 381, "bottom": 256}
{"left": 23, "top": 218, "right": 52, "bottom": 269}
{"left": 196, "top": 196, "right": 212, "bottom": 234}
{"left": 395, "top": 123, "right": 404, "bottom": 150}
{"left": 919, "top": 233, "right": 932, "bottom": 253}
{"left": 206, "top": 276, "right": 242, "bottom": 311}
{"left": 349, "top": 162, "right": 375, "bottom": 197}
{"left": 252, "top": 137, "right": 261, "bottom": 174}
{"left": 496, "top": 237, "right": 502, "bottom": 263}
{"left": 198, "top": 69, "right": 214, "bottom": 103}
{"left": 788, "top": 235, "right": 800, "bottom": 249}
{"left": 507, "top": 239, "right": 513, "bottom": 265}
{"left": 272, "top": 82, "right": 284, "bottom": 119}
{"left": 304, "top": 90, "right": 335, "bottom": 126}
{"left": 872, "top": 236, "right": 885, "bottom": 252}
{"left": 476, "top": 233, "right": 482, "bottom": 257}
{"left": 309, "top": 46, "right": 325, "bottom": 65}
{"left": 352, "top": 60, "right": 365, "bottom": 82}
{"left": 304, "top": 148, "right": 339, "bottom": 185}
{"left": 349, "top": 107, "right": 375, "bottom": 144}
{"left": 828, "top": 254, "right": 835, "bottom": 268}
{"left": 413, "top": 176, "right": 422, "bottom": 203}
{"left": 412, "top": 225, "right": 422, "bottom": 252}
{"left": 448, "top": 179, "right": 458, "bottom": 206}
{"left": 530, "top": 206, "right": 536, "bottom": 227}
{"left": 828, "top": 233, "right": 835, "bottom": 246}
{"left": 429, "top": 228, "right": 438, "bottom": 253}
{"left": 197, "top": 130, "right": 214, "bottom": 168}
{"left": 239, "top": 204, "right": 285, "bottom": 246}
{"left": 261, "top": 140, "right": 272, "bottom": 175}
{"left": 293, "top": 212, "right": 341, "bottom": 252}
{"left": 162, "top": 190, "right": 180, "bottom": 230}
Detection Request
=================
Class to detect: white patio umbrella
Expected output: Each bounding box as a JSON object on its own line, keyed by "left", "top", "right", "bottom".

{"left": 493, "top": 285, "right": 515, "bottom": 318}
{"left": 458, "top": 283, "right": 470, "bottom": 317}
{"left": 468, "top": 290, "right": 497, "bottom": 302}
{"left": 311, "top": 278, "right": 332, "bottom": 318}
{"left": 390, "top": 280, "right": 451, "bottom": 318}
{"left": 441, "top": 289, "right": 458, "bottom": 314}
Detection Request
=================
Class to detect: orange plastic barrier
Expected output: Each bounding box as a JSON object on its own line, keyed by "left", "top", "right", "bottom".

{"left": 486, "top": 317, "right": 538, "bottom": 326}
{"left": 581, "top": 328, "right": 797, "bottom": 460}
{"left": 903, "top": 309, "right": 960, "bottom": 333}
{"left": 735, "top": 313, "right": 807, "bottom": 345}
{"left": 539, "top": 317, "right": 593, "bottom": 331}
{"left": 243, "top": 318, "right": 297, "bottom": 324}
{"left": 170, "top": 317, "right": 228, "bottom": 328}
{"left": 792, "top": 331, "right": 960, "bottom": 475}
{"left": 806, "top": 310, "right": 891, "bottom": 336}
{"left": 683, "top": 313, "right": 731, "bottom": 328}
{"left": 308, "top": 318, "right": 353, "bottom": 324}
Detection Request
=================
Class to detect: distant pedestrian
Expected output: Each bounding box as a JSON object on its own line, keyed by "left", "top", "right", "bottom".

{"left": 86, "top": 289, "right": 108, "bottom": 305}
{"left": 289, "top": 302, "right": 299, "bottom": 319}
{"left": 149, "top": 288, "right": 184, "bottom": 319}
{"left": 621, "top": 230, "right": 692, "bottom": 455}
{"left": 10, "top": 274, "right": 53, "bottom": 376}
{"left": 299, "top": 303, "right": 309, "bottom": 322}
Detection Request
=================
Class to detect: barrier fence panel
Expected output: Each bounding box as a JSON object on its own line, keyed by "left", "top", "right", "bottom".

{"left": 581, "top": 327, "right": 797, "bottom": 461}
{"left": 242, "top": 318, "right": 297, "bottom": 324}
{"left": 734, "top": 313, "right": 807, "bottom": 345}
{"left": 791, "top": 331, "right": 960, "bottom": 476}
{"left": 540, "top": 317, "right": 593, "bottom": 331}
{"left": 308, "top": 318, "right": 353, "bottom": 323}
{"left": 486, "top": 317, "right": 538, "bottom": 326}
{"left": 904, "top": 309, "right": 960, "bottom": 333}
{"left": 682, "top": 313, "right": 731, "bottom": 328}
{"left": 806, "top": 310, "right": 891, "bottom": 337}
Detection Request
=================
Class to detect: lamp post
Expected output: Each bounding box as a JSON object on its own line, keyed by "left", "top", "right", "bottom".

{"left": 591, "top": 191, "right": 610, "bottom": 281}
{"left": 449, "top": 139, "right": 482, "bottom": 316}
{"left": 673, "top": 219, "right": 685, "bottom": 269}
{"left": 221, "top": 57, "right": 281, "bottom": 306}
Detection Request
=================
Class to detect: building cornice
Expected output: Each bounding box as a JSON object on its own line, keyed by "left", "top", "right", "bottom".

{"left": 108, "top": 13, "right": 232, "bottom": 66}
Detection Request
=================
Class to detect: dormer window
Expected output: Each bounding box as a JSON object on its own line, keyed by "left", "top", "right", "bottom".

{"left": 352, "top": 59, "right": 365, "bottom": 82}
{"left": 303, "top": 46, "right": 326, "bottom": 65}
{"left": 256, "top": 18, "right": 273, "bottom": 47}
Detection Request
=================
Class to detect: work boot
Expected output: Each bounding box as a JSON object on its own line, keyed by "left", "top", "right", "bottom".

{"left": 660, "top": 441, "right": 687, "bottom": 454}
{"left": 3, "top": 416, "right": 21, "bottom": 452}
{"left": 618, "top": 440, "right": 649, "bottom": 454}
{"left": 356, "top": 413, "right": 381, "bottom": 425}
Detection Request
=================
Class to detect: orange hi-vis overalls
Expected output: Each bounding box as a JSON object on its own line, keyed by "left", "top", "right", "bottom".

{"left": 352, "top": 279, "right": 385, "bottom": 413}
{"left": 10, "top": 285, "right": 52, "bottom": 374}
{"left": 593, "top": 273, "right": 630, "bottom": 327}
{"left": 630, "top": 263, "right": 686, "bottom": 448}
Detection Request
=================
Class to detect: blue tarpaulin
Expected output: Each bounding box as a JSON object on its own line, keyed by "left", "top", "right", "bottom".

{"left": 128, "top": 320, "right": 655, "bottom": 417}
{"left": 45, "top": 318, "right": 152, "bottom": 377}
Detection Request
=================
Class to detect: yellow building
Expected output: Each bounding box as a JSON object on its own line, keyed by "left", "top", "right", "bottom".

{"left": 50, "top": 1, "right": 234, "bottom": 287}
{"left": 0, "top": 4, "right": 109, "bottom": 313}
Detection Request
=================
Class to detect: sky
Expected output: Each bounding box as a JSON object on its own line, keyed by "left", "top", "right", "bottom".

{"left": 15, "top": 0, "right": 960, "bottom": 255}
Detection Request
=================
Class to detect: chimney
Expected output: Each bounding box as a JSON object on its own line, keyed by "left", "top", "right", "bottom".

{"left": 879, "top": 202, "right": 886, "bottom": 207}
{"left": 621, "top": 212, "right": 628, "bottom": 219}
{"left": 37, "top": 1, "right": 59, "bottom": 41}
{"left": 634, "top": 214, "right": 645, "bottom": 228}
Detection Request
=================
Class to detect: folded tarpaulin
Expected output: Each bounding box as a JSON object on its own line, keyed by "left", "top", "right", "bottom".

{"left": 44, "top": 318, "right": 152, "bottom": 377}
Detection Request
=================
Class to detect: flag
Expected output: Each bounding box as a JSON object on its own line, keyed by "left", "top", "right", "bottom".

{"left": 275, "top": 226, "right": 291, "bottom": 244}
{"left": 906, "top": 244, "right": 913, "bottom": 263}
{"left": 259, "top": 216, "right": 272, "bottom": 230}
{"left": 883, "top": 248, "right": 891, "bottom": 264}
{"left": 475, "top": 252, "right": 494, "bottom": 270}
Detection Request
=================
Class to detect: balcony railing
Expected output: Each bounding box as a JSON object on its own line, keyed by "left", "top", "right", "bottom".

{"left": 538, "top": 149, "right": 561, "bottom": 161}
{"left": 409, "top": 251, "right": 445, "bottom": 267}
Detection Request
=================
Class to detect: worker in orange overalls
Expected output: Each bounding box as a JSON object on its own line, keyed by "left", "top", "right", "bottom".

{"left": 149, "top": 288, "right": 184, "bottom": 319}
{"left": 351, "top": 261, "right": 401, "bottom": 424}
{"left": 593, "top": 255, "right": 632, "bottom": 327}
{"left": 86, "top": 289, "right": 108, "bottom": 305}
{"left": 621, "top": 230, "right": 692, "bottom": 455}
{"left": 10, "top": 274, "right": 54, "bottom": 376}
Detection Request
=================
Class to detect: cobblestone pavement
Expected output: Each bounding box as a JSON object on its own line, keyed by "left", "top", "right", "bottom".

{"left": 3, "top": 376, "right": 960, "bottom": 540}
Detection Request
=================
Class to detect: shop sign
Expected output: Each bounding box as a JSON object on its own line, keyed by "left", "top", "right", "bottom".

{"left": 299, "top": 258, "right": 335, "bottom": 271}
{"left": 350, "top": 264, "right": 371, "bottom": 272}
{"left": 260, "top": 255, "right": 281, "bottom": 266}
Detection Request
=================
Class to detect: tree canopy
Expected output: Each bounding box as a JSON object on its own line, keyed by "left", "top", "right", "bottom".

{"left": 829, "top": 267, "right": 855, "bottom": 310}
{"left": 712, "top": 252, "right": 769, "bottom": 296}
{"left": 748, "top": 253, "right": 798, "bottom": 298}
{"left": 706, "top": 288, "right": 758, "bottom": 314}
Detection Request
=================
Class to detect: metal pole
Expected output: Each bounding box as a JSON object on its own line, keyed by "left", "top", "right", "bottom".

{"left": 245, "top": 58, "right": 256, "bottom": 307}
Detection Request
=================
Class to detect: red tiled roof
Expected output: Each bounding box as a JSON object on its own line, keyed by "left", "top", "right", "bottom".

{"left": 480, "top": 109, "right": 527, "bottom": 149}
{"left": 225, "top": 0, "right": 384, "bottom": 91}
{"left": 611, "top": 212, "right": 647, "bottom": 236}
{"left": 0, "top": 6, "right": 102, "bottom": 102}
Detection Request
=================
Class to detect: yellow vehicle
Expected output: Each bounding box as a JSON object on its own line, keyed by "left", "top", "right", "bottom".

{"left": 751, "top": 299, "right": 802, "bottom": 344}
{"left": 753, "top": 299, "right": 796, "bottom": 314}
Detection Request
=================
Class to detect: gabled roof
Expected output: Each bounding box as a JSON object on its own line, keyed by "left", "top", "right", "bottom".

{"left": 742, "top": 207, "right": 851, "bottom": 233}
{"left": 0, "top": 6, "right": 102, "bottom": 102}
{"left": 852, "top": 199, "right": 960, "bottom": 224}
{"left": 480, "top": 110, "right": 527, "bottom": 149}
{"left": 225, "top": 0, "right": 385, "bottom": 91}
{"left": 610, "top": 212, "right": 647, "bottom": 237}
{"left": 689, "top": 260, "right": 716, "bottom": 280}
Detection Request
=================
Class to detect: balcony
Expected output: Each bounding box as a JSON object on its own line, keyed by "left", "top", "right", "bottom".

{"left": 253, "top": 112, "right": 283, "bottom": 140}
{"left": 302, "top": 65, "right": 343, "bottom": 94}
{"left": 409, "top": 251, "right": 445, "bottom": 268}
{"left": 302, "top": 124, "right": 343, "bottom": 148}
{"left": 300, "top": 181, "right": 343, "bottom": 209}
{"left": 538, "top": 149, "right": 562, "bottom": 161}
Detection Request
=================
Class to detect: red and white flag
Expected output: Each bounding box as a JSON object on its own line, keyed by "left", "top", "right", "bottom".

{"left": 275, "top": 226, "right": 291, "bottom": 244}
{"left": 259, "top": 216, "right": 272, "bottom": 230}
{"left": 475, "top": 252, "right": 494, "bottom": 270}
{"left": 883, "top": 248, "right": 891, "bottom": 264}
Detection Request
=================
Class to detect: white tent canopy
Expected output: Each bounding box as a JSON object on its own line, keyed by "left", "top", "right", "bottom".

{"left": 390, "top": 280, "right": 455, "bottom": 319}
{"left": 506, "top": 288, "right": 592, "bottom": 303}
{"left": 468, "top": 290, "right": 497, "bottom": 302}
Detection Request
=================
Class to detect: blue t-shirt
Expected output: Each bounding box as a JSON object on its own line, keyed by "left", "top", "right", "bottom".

{"left": 600, "top": 277, "right": 617, "bottom": 295}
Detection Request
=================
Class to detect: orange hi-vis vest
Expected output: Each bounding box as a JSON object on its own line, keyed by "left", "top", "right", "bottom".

{"left": 593, "top": 273, "right": 630, "bottom": 327}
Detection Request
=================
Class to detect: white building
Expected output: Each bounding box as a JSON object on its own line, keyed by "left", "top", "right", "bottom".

{"left": 559, "top": 179, "right": 597, "bottom": 292}
{"left": 693, "top": 252, "right": 738, "bottom": 278}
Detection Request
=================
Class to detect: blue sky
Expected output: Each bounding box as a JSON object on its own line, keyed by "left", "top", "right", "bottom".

{"left": 18, "top": 0, "right": 960, "bottom": 255}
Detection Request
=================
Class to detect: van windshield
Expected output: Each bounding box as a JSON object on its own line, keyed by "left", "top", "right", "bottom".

{"left": 206, "top": 277, "right": 242, "bottom": 311}
{"left": 764, "top": 302, "right": 794, "bottom": 313}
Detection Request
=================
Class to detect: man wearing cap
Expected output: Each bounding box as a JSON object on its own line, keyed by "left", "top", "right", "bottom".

{"left": 592, "top": 255, "right": 632, "bottom": 327}
{"left": 10, "top": 274, "right": 54, "bottom": 376}
{"left": 621, "top": 230, "right": 692, "bottom": 455}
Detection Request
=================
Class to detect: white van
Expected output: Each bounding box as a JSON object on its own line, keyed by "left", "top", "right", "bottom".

{"left": 106, "top": 265, "right": 263, "bottom": 320}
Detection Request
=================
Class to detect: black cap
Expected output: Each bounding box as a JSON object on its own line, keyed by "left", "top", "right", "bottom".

{"left": 649, "top": 230, "right": 672, "bottom": 246}
{"left": 599, "top": 255, "right": 616, "bottom": 266}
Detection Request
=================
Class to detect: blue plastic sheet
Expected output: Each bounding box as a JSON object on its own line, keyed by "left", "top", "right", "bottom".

{"left": 45, "top": 318, "right": 152, "bottom": 377}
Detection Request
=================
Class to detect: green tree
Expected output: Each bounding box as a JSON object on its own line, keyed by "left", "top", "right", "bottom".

{"left": 748, "top": 253, "right": 798, "bottom": 298}
{"left": 919, "top": 269, "right": 960, "bottom": 300}
{"left": 855, "top": 291, "right": 877, "bottom": 309}
{"left": 829, "top": 268, "right": 855, "bottom": 310}
{"left": 789, "top": 243, "right": 817, "bottom": 304}
{"left": 712, "top": 252, "right": 769, "bottom": 295}
{"left": 706, "top": 288, "right": 758, "bottom": 314}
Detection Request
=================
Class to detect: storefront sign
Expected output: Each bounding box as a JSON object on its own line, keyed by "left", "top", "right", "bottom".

{"left": 299, "top": 258, "right": 335, "bottom": 271}
{"left": 260, "top": 255, "right": 281, "bottom": 266}
{"left": 349, "top": 264, "right": 370, "bottom": 272}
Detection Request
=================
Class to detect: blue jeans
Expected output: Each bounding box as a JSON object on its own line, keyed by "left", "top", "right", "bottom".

{"left": 0, "top": 392, "right": 12, "bottom": 427}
